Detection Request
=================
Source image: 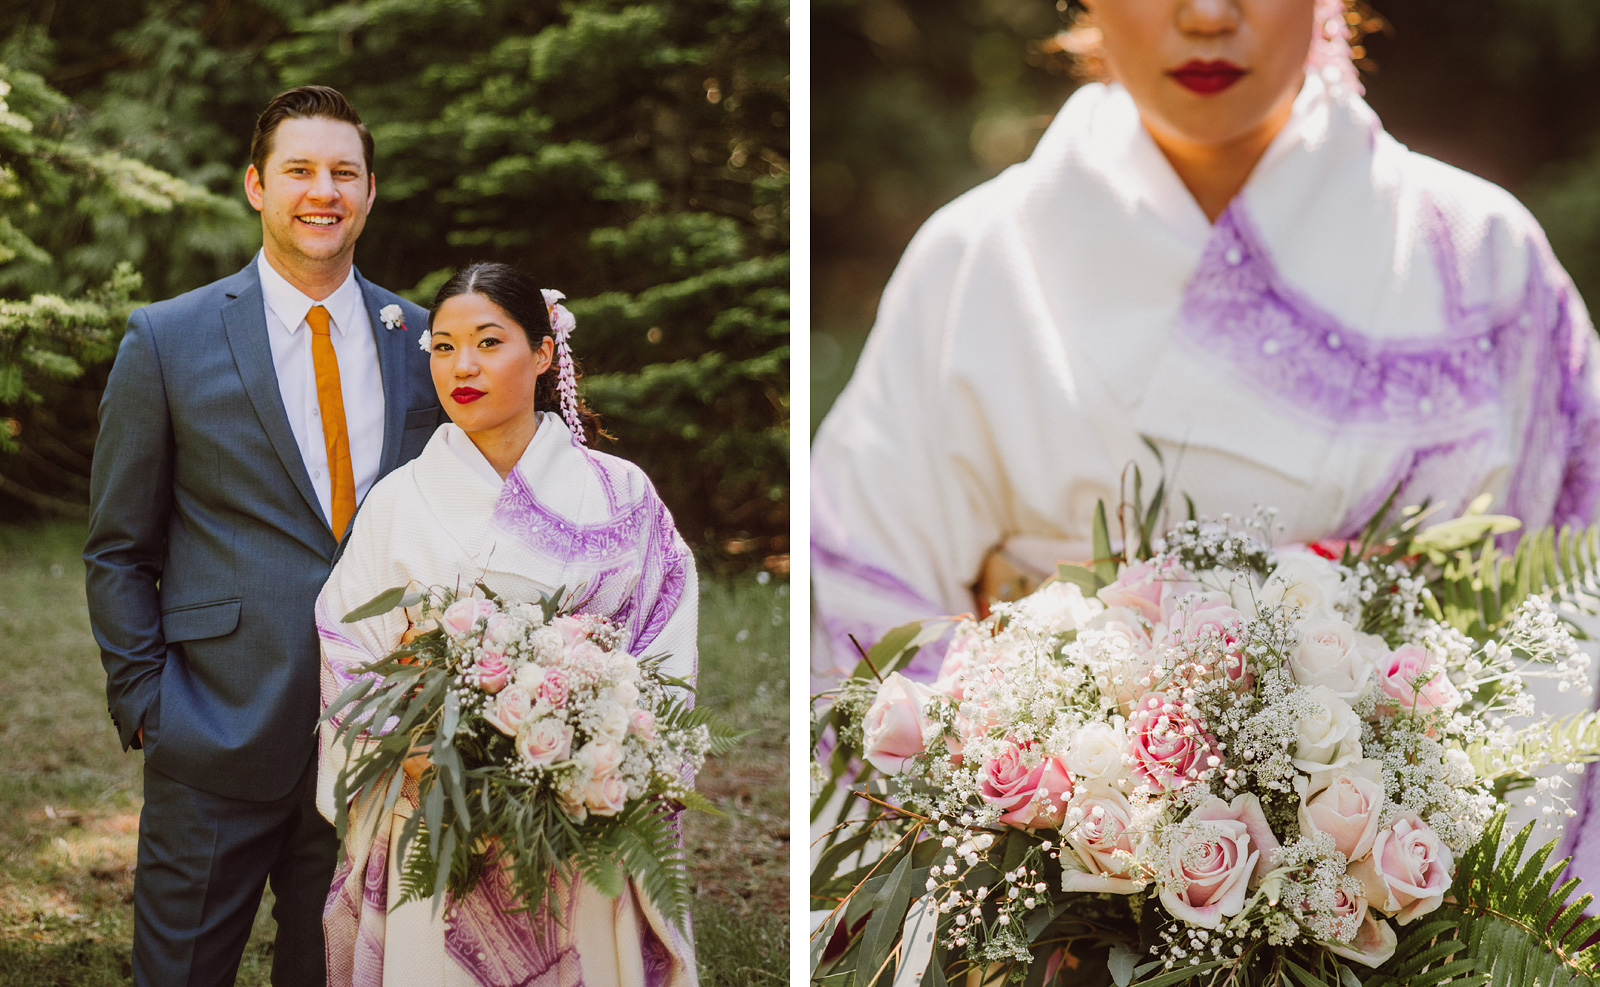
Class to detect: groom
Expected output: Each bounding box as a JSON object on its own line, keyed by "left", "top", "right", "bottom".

{"left": 85, "top": 86, "right": 442, "bottom": 985}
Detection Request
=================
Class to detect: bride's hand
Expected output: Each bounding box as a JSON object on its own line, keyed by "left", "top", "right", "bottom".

{"left": 402, "top": 743, "right": 432, "bottom": 779}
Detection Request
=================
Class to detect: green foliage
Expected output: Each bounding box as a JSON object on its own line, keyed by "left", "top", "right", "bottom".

{"left": 0, "top": 62, "right": 245, "bottom": 518}
{"left": 270, "top": 0, "right": 790, "bottom": 566}
{"left": 0, "top": 1, "right": 788, "bottom": 564}
{"left": 324, "top": 583, "right": 740, "bottom": 929}
{"left": 1422, "top": 812, "right": 1600, "bottom": 986}
{"left": 1423, "top": 513, "right": 1600, "bottom": 638}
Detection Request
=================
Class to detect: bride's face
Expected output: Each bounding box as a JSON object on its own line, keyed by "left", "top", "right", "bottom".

{"left": 428, "top": 292, "right": 554, "bottom": 438}
{"left": 1083, "top": 0, "right": 1315, "bottom": 151}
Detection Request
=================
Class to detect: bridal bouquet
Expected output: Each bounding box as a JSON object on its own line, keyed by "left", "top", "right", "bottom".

{"left": 813, "top": 499, "right": 1600, "bottom": 985}
{"left": 323, "top": 583, "right": 734, "bottom": 923}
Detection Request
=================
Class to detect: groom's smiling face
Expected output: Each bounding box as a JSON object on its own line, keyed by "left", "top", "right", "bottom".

{"left": 245, "top": 115, "right": 375, "bottom": 278}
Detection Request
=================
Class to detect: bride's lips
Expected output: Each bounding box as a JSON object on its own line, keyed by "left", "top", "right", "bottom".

{"left": 1168, "top": 60, "right": 1247, "bottom": 95}
{"left": 451, "top": 387, "right": 486, "bottom": 404}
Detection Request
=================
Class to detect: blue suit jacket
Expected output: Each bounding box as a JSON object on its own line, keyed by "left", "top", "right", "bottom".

{"left": 85, "top": 260, "right": 444, "bottom": 801}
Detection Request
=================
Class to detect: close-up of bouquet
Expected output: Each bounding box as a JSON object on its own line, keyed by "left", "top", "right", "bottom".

{"left": 323, "top": 583, "right": 736, "bottom": 925}
{"left": 813, "top": 496, "right": 1600, "bottom": 985}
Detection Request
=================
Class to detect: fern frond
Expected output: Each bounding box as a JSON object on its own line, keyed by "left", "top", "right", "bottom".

{"left": 1429, "top": 518, "right": 1600, "bottom": 637}
{"left": 1430, "top": 812, "right": 1600, "bottom": 985}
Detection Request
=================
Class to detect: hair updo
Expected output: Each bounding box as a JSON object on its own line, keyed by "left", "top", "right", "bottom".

{"left": 429, "top": 263, "right": 601, "bottom": 443}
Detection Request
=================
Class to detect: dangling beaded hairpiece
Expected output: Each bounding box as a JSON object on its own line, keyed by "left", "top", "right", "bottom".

{"left": 541, "top": 289, "right": 585, "bottom": 446}
{"left": 1308, "top": 0, "right": 1362, "bottom": 96}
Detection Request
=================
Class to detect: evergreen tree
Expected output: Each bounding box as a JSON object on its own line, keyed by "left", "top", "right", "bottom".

{"left": 0, "top": 62, "right": 241, "bottom": 515}
{"left": 0, "top": 0, "right": 789, "bottom": 566}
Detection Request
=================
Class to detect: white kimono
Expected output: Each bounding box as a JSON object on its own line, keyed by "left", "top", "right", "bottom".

{"left": 316, "top": 414, "right": 698, "bottom": 987}
{"left": 811, "top": 71, "right": 1600, "bottom": 684}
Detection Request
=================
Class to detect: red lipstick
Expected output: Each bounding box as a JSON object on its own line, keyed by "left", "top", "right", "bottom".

{"left": 1168, "top": 60, "right": 1246, "bottom": 95}
{"left": 451, "top": 387, "right": 486, "bottom": 404}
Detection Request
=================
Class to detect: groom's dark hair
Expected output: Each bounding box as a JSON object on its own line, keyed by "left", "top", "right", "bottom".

{"left": 249, "top": 85, "right": 375, "bottom": 177}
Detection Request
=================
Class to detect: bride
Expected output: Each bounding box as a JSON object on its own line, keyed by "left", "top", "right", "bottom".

{"left": 811, "top": 0, "right": 1600, "bottom": 679}
{"left": 315, "top": 263, "right": 698, "bottom": 986}
{"left": 810, "top": 0, "right": 1600, "bottom": 878}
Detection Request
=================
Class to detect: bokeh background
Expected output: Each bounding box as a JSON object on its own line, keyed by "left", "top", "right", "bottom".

{"left": 812, "top": 0, "right": 1600, "bottom": 431}
{"left": 0, "top": 1, "right": 788, "bottom": 982}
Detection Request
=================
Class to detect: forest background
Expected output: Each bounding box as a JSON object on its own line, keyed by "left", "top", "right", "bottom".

{"left": 813, "top": 0, "right": 1600, "bottom": 429}
{"left": 0, "top": 0, "right": 790, "bottom": 572}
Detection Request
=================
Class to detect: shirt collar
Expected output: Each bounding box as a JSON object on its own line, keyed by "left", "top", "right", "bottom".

{"left": 256, "top": 251, "right": 364, "bottom": 338}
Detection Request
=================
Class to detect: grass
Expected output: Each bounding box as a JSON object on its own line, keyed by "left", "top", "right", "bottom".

{"left": 0, "top": 522, "right": 788, "bottom": 984}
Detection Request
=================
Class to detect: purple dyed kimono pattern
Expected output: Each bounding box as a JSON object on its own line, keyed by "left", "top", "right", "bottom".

{"left": 319, "top": 432, "right": 697, "bottom": 987}
{"left": 1180, "top": 201, "right": 1600, "bottom": 536}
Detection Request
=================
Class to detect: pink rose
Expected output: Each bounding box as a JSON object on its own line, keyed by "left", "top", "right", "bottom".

{"left": 1127, "top": 693, "right": 1216, "bottom": 793}
{"left": 1061, "top": 788, "right": 1143, "bottom": 893}
{"left": 629, "top": 708, "right": 657, "bottom": 741}
{"left": 540, "top": 669, "right": 572, "bottom": 708}
{"left": 476, "top": 652, "right": 511, "bottom": 694}
{"left": 441, "top": 598, "right": 496, "bottom": 638}
{"left": 1158, "top": 793, "right": 1280, "bottom": 929}
{"left": 516, "top": 718, "right": 573, "bottom": 768}
{"left": 1081, "top": 607, "right": 1160, "bottom": 713}
{"left": 1096, "top": 561, "right": 1165, "bottom": 625}
{"left": 576, "top": 740, "right": 624, "bottom": 777}
{"left": 484, "top": 685, "right": 534, "bottom": 736}
{"left": 860, "top": 672, "right": 934, "bottom": 775}
{"left": 1298, "top": 760, "right": 1385, "bottom": 861}
{"left": 979, "top": 742, "right": 1074, "bottom": 829}
{"left": 552, "top": 615, "right": 589, "bottom": 646}
{"left": 1374, "top": 645, "right": 1462, "bottom": 718}
{"left": 483, "top": 613, "right": 519, "bottom": 648}
{"left": 583, "top": 772, "right": 629, "bottom": 817}
{"left": 1326, "top": 907, "right": 1398, "bottom": 968}
{"left": 565, "top": 639, "right": 608, "bottom": 674}
{"left": 1170, "top": 594, "right": 1250, "bottom": 687}
{"left": 1351, "top": 812, "right": 1453, "bottom": 924}
{"left": 931, "top": 625, "right": 984, "bottom": 700}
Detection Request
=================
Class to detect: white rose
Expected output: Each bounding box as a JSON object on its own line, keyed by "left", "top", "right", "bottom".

{"left": 1261, "top": 550, "right": 1345, "bottom": 614}
{"left": 1015, "top": 581, "right": 1102, "bottom": 635}
{"left": 593, "top": 700, "right": 630, "bottom": 742}
{"left": 1291, "top": 686, "right": 1364, "bottom": 773}
{"left": 1063, "top": 721, "right": 1126, "bottom": 785}
{"left": 513, "top": 662, "right": 547, "bottom": 693}
{"left": 608, "top": 681, "right": 640, "bottom": 709}
{"left": 513, "top": 602, "right": 546, "bottom": 628}
{"left": 1060, "top": 788, "right": 1144, "bottom": 894}
{"left": 576, "top": 740, "right": 623, "bottom": 777}
{"left": 1289, "top": 614, "right": 1374, "bottom": 702}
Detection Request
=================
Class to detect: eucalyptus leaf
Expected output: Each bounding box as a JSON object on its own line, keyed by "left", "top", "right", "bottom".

{"left": 343, "top": 584, "right": 417, "bottom": 622}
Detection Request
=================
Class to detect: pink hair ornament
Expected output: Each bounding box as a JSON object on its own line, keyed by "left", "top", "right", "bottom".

{"left": 541, "top": 288, "right": 585, "bottom": 446}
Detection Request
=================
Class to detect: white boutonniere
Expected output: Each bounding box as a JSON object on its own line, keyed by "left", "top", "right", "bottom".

{"left": 379, "top": 304, "right": 405, "bottom": 331}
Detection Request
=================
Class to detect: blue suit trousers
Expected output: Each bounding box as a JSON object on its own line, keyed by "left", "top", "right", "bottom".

{"left": 133, "top": 756, "right": 337, "bottom": 987}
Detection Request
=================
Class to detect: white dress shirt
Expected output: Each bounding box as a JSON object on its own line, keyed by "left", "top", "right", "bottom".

{"left": 257, "top": 252, "right": 387, "bottom": 525}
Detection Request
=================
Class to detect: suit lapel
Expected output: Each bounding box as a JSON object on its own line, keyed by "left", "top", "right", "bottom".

{"left": 220, "top": 267, "right": 329, "bottom": 529}
{"left": 357, "top": 270, "right": 411, "bottom": 477}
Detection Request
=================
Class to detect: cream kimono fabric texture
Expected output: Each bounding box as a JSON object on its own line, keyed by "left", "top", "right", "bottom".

{"left": 316, "top": 415, "right": 698, "bottom": 987}
{"left": 811, "top": 71, "right": 1600, "bottom": 686}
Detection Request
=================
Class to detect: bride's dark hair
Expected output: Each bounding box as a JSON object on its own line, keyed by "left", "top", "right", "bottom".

{"left": 429, "top": 263, "right": 601, "bottom": 443}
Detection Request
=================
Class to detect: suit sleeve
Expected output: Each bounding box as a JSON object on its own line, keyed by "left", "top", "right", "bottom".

{"left": 83, "top": 308, "right": 174, "bottom": 750}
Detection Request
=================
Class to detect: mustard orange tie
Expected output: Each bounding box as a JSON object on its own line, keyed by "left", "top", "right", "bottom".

{"left": 307, "top": 305, "right": 357, "bottom": 537}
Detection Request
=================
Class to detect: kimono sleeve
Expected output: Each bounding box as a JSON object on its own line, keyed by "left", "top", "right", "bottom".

{"left": 810, "top": 199, "right": 1004, "bottom": 685}
{"left": 314, "top": 494, "right": 411, "bottom": 823}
